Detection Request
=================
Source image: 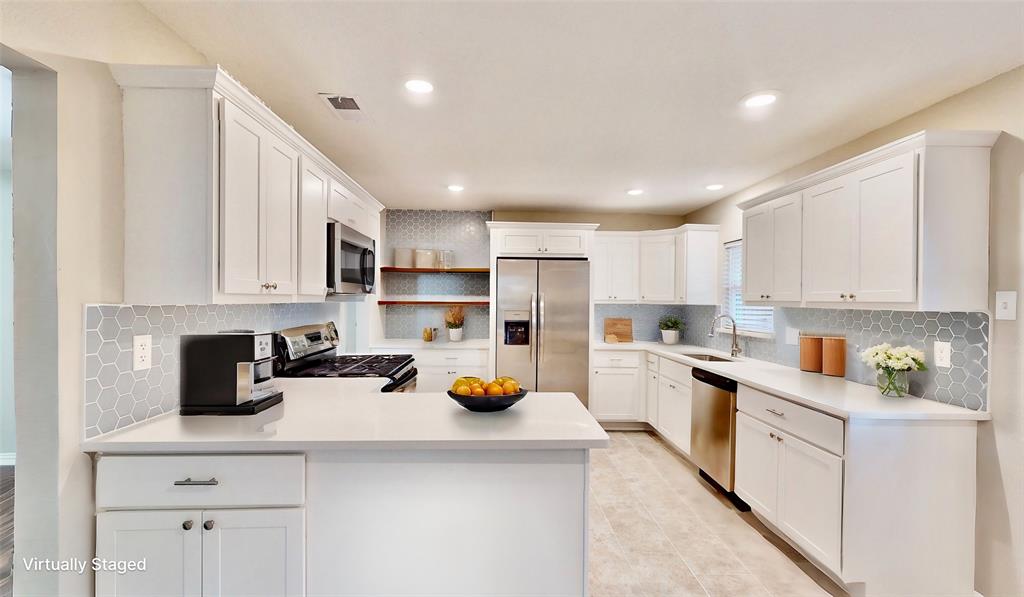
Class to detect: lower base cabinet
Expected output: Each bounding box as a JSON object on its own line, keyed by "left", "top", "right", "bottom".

{"left": 645, "top": 370, "right": 659, "bottom": 427}
{"left": 590, "top": 367, "right": 641, "bottom": 420}
{"left": 96, "top": 508, "right": 305, "bottom": 597}
{"left": 735, "top": 411, "right": 842, "bottom": 573}
{"left": 416, "top": 365, "right": 488, "bottom": 392}
{"left": 657, "top": 376, "right": 691, "bottom": 454}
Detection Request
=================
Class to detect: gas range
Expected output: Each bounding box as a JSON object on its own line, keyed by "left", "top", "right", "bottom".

{"left": 274, "top": 322, "right": 417, "bottom": 392}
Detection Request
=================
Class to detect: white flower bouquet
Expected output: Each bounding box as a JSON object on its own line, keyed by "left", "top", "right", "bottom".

{"left": 860, "top": 343, "right": 927, "bottom": 397}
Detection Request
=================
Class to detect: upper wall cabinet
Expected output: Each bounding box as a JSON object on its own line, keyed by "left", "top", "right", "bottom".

{"left": 113, "top": 65, "right": 383, "bottom": 305}
{"left": 592, "top": 225, "right": 720, "bottom": 306}
{"left": 487, "top": 222, "right": 597, "bottom": 258}
{"left": 739, "top": 130, "right": 999, "bottom": 311}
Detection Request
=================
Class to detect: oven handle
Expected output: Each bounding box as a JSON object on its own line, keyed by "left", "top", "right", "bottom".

{"left": 382, "top": 367, "right": 417, "bottom": 392}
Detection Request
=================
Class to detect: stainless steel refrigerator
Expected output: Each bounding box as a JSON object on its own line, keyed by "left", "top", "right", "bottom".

{"left": 495, "top": 258, "right": 590, "bottom": 406}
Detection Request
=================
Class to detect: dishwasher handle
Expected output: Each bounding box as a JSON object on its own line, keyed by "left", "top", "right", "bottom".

{"left": 691, "top": 367, "right": 737, "bottom": 391}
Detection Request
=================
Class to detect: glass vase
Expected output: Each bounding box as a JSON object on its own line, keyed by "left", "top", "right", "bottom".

{"left": 877, "top": 369, "right": 910, "bottom": 397}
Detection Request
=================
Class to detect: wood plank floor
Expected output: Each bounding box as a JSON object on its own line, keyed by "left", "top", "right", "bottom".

{"left": 589, "top": 432, "right": 847, "bottom": 597}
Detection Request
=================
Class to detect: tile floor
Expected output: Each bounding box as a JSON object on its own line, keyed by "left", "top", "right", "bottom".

{"left": 589, "top": 432, "right": 847, "bottom": 597}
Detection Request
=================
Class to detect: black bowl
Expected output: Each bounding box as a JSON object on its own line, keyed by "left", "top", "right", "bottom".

{"left": 446, "top": 389, "right": 529, "bottom": 412}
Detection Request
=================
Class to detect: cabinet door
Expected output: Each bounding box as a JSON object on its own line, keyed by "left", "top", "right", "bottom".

{"left": 96, "top": 510, "right": 202, "bottom": 597}
{"left": 262, "top": 134, "right": 300, "bottom": 295}
{"left": 657, "top": 377, "right": 691, "bottom": 453}
{"left": 803, "top": 177, "right": 855, "bottom": 302}
{"left": 202, "top": 508, "right": 304, "bottom": 597}
{"left": 298, "top": 158, "right": 328, "bottom": 297}
{"left": 590, "top": 367, "right": 641, "bottom": 421}
{"left": 609, "top": 237, "right": 640, "bottom": 302}
{"left": 734, "top": 412, "right": 780, "bottom": 521}
{"left": 769, "top": 193, "right": 803, "bottom": 302}
{"left": 646, "top": 371, "right": 659, "bottom": 428}
{"left": 220, "top": 100, "right": 266, "bottom": 295}
{"left": 500, "top": 230, "right": 543, "bottom": 255}
{"left": 640, "top": 236, "right": 676, "bottom": 303}
{"left": 542, "top": 230, "right": 586, "bottom": 255}
{"left": 777, "top": 432, "right": 843, "bottom": 572}
{"left": 851, "top": 151, "right": 917, "bottom": 303}
{"left": 592, "top": 236, "right": 612, "bottom": 301}
{"left": 742, "top": 205, "right": 772, "bottom": 301}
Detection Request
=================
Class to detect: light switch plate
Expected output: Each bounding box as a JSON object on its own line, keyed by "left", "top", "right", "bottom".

{"left": 995, "top": 291, "right": 1017, "bottom": 320}
{"left": 133, "top": 335, "right": 152, "bottom": 371}
{"left": 933, "top": 341, "right": 951, "bottom": 369}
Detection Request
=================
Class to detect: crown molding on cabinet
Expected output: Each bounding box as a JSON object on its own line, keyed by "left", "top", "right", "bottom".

{"left": 485, "top": 221, "right": 601, "bottom": 231}
{"left": 737, "top": 129, "right": 1000, "bottom": 211}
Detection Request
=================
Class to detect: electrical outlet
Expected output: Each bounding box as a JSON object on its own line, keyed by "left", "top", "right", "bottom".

{"left": 933, "top": 340, "right": 951, "bottom": 369}
{"left": 995, "top": 291, "right": 1017, "bottom": 320}
{"left": 133, "top": 335, "right": 152, "bottom": 371}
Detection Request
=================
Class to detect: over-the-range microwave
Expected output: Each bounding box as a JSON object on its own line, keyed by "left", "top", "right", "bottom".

{"left": 327, "top": 222, "right": 375, "bottom": 296}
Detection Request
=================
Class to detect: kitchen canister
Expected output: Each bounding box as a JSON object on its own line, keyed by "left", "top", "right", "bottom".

{"left": 799, "top": 336, "right": 823, "bottom": 372}
{"left": 822, "top": 337, "right": 847, "bottom": 377}
{"left": 394, "top": 248, "right": 414, "bottom": 268}
{"left": 414, "top": 249, "right": 438, "bottom": 269}
{"left": 439, "top": 250, "right": 455, "bottom": 270}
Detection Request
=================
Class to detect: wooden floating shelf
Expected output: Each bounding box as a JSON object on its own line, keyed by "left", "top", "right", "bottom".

{"left": 378, "top": 299, "right": 490, "bottom": 306}
{"left": 380, "top": 267, "right": 490, "bottom": 274}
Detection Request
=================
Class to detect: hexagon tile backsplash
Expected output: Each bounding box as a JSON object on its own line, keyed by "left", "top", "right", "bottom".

{"left": 83, "top": 302, "right": 341, "bottom": 438}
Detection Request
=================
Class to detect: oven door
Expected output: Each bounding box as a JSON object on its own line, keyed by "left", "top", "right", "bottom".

{"left": 328, "top": 223, "right": 376, "bottom": 295}
{"left": 382, "top": 368, "right": 417, "bottom": 393}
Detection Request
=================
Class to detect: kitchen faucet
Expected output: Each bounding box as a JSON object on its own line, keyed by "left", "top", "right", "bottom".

{"left": 709, "top": 314, "right": 742, "bottom": 357}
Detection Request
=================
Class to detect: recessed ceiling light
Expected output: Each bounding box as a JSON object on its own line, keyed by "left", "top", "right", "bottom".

{"left": 447, "top": 184, "right": 464, "bottom": 192}
{"left": 705, "top": 184, "right": 724, "bottom": 191}
{"left": 405, "top": 79, "right": 434, "bottom": 94}
{"left": 627, "top": 189, "right": 644, "bottom": 196}
{"left": 743, "top": 92, "right": 778, "bottom": 108}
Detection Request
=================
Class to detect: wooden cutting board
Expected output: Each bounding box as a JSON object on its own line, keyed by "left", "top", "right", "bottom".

{"left": 603, "top": 318, "right": 634, "bottom": 343}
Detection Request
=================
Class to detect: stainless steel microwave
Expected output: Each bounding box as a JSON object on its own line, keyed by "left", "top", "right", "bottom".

{"left": 327, "top": 222, "right": 375, "bottom": 295}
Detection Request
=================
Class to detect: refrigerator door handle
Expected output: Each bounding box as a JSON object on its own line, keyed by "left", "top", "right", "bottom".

{"left": 529, "top": 292, "right": 537, "bottom": 364}
{"left": 538, "top": 292, "right": 546, "bottom": 363}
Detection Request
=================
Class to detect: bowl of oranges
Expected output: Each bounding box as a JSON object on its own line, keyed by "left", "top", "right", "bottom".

{"left": 447, "top": 376, "right": 527, "bottom": 412}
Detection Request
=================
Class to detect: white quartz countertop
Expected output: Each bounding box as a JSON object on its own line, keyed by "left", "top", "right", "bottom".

{"left": 81, "top": 378, "right": 609, "bottom": 453}
{"left": 370, "top": 339, "right": 489, "bottom": 351}
{"left": 595, "top": 341, "right": 990, "bottom": 421}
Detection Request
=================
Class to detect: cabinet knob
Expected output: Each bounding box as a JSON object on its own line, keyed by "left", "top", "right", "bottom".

{"left": 271, "top": 282, "right": 279, "bottom": 290}
{"left": 777, "top": 436, "right": 783, "bottom": 443}
{"left": 262, "top": 282, "right": 271, "bottom": 290}
{"left": 203, "top": 520, "right": 215, "bottom": 531}
{"left": 182, "top": 520, "right": 193, "bottom": 531}
{"left": 769, "top": 432, "right": 775, "bottom": 439}
{"left": 765, "top": 294, "right": 771, "bottom": 299}
{"left": 849, "top": 293, "right": 856, "bottom": 300}
{"left": 840, "top": 293, "right": 847, "bottom": 299}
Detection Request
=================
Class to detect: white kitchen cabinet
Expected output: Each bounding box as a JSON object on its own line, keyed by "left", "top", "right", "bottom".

{"left": 803, "top": 176, "right": 855, "bottom": 303}
{"left": 645, "top": 370, "right": 659, "bottom": 428}
{"left": 499, "top": 229, "right": 544, "bottom": 254}
{"left": 743, "top": 193, "right": 802, "bottom": 303}
{"left": 590, "top": 367, "right": 641, "bottom": 421}
{"left": 115, "top": 65, "right": 383, "bottom": 305}
{"left": 416, "top": 365, "right": 488, "bottom": 392}
{"left": 329, "top": 178, "right": 371, "bottom": 238}
{"left": 592, "top": 235, "right": 640, "bottom": 302}
{"left": 489, "top": 224, "right": 595, "bottom": 257}
{"left": 96, "top": 510, "right": 203, "bottom": 597}
{"left": 656, "top": 376, "right": 691, "bottom": 454}
{"left": 298, "top": 159, "right": 328, "bottom": 298}
{"left": 777, "top": 432, "right": 843, "bottom": 572}
{"left": 202, "top": 508, "right": 305, "bottom": 597}
{"left": 674, "top": 227, "right": 720, "bottom": 305}
{"left": 639, "top": 235, "right": 676, "bottom": 303}
{"left": 542, "top": 230, "right": 587, "bottom": 255}
{"left": 734, "top": 412, "right": 780, "bottom": 521}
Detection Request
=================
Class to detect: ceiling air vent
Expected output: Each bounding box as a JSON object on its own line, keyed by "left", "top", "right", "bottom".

{"left": 319, "top": 93, "right": 367, "bottom": 122}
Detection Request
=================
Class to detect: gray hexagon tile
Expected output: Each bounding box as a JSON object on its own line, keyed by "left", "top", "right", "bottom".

{"left": 83, "top": 301, "right": 343, "bottom": 438}
{"left": 383, "top": 210, "right": 491, "bottom": 268}
{"left": 677, "top": 305, "right": 988, "bottom": 411}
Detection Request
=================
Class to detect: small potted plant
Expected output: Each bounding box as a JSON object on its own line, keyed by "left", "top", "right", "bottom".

{"left": 860, "top": 343, "right": 927, "bottom": 397}
{"left": 445, "top": 305, "right": 465, "bottom": 342}
{"left": 658, "top": 315, "right": 683, "bottom": 345}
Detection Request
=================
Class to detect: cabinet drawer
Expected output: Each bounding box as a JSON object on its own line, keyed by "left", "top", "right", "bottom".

{"left": 593, "top": 351, "right": 641, "bottom": 368}
{"left": 645, "top": 352, "right": 658, "bottom": 370}
{"left": 737, "top": 386, "right": 844, "bottom": 456}
{"left": 96, "top": 454, "right": 305, "bottom": 510}
{"left": 659, "top": 358, "right": 692, "bottom": 386}
{"left": 413, "top": 349, "right": 489, "bottom": 368}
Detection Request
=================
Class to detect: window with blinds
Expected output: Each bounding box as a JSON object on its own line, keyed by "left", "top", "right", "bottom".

{"left": 720, "top": 240, "right": 774, "bottom": 335}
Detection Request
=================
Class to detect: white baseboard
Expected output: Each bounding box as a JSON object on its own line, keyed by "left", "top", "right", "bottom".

{"left": 0, "top": 452, "right": 14, "bottom": 466}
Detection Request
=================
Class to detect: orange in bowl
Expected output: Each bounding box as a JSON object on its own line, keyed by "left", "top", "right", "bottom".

{"left": 501, "top": 381, "right": 520, "bottom": 395}
{"left": 485, "top": 383, "right": 504, "bottom": 396}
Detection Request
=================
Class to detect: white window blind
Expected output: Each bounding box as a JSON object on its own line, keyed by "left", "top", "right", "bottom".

{"left": 720, "top": 240, "right": 774, "bottom": 335}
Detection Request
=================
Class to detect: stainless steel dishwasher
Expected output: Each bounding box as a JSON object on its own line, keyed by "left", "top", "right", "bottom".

{"left": 690, "top": 368, "right": 746, "bottom": 508}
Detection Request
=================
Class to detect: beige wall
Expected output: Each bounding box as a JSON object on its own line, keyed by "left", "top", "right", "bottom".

{"left": 0, "top": 3, "right": 207, "bottom": 595}
{"left": 685, "top": 65, "right": 1024, "bottom": 596}
{"left": 493, "top": 209, "right": 685, "bottom": 231}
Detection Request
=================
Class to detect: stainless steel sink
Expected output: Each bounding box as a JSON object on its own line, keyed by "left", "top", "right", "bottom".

{"left": 682, "top": 354, "right": 733, "bottom": 362}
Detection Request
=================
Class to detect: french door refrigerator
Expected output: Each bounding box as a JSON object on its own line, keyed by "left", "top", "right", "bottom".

{"left": 496, "top": 258, "right": 590, "bottom": 406}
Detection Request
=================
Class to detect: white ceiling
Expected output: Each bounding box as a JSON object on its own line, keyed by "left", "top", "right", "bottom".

{"left": 142, "top": 1, "right": 1023, "bottom": 214}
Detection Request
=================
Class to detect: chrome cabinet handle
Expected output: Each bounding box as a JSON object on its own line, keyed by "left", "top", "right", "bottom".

{"left": 271, "top": 282, "right": 278, "bottom": 290}
{"left": 173, "top": 477, "right": 219, "bottom": 486}
{"left": 203, "top": 520, "right": 215, "bottom": 531}
{"left": 765, "top": 408, "right": 785, "bottom": 417}
{"left": 182, "top": 520, "right": 194, "bottom": 531}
